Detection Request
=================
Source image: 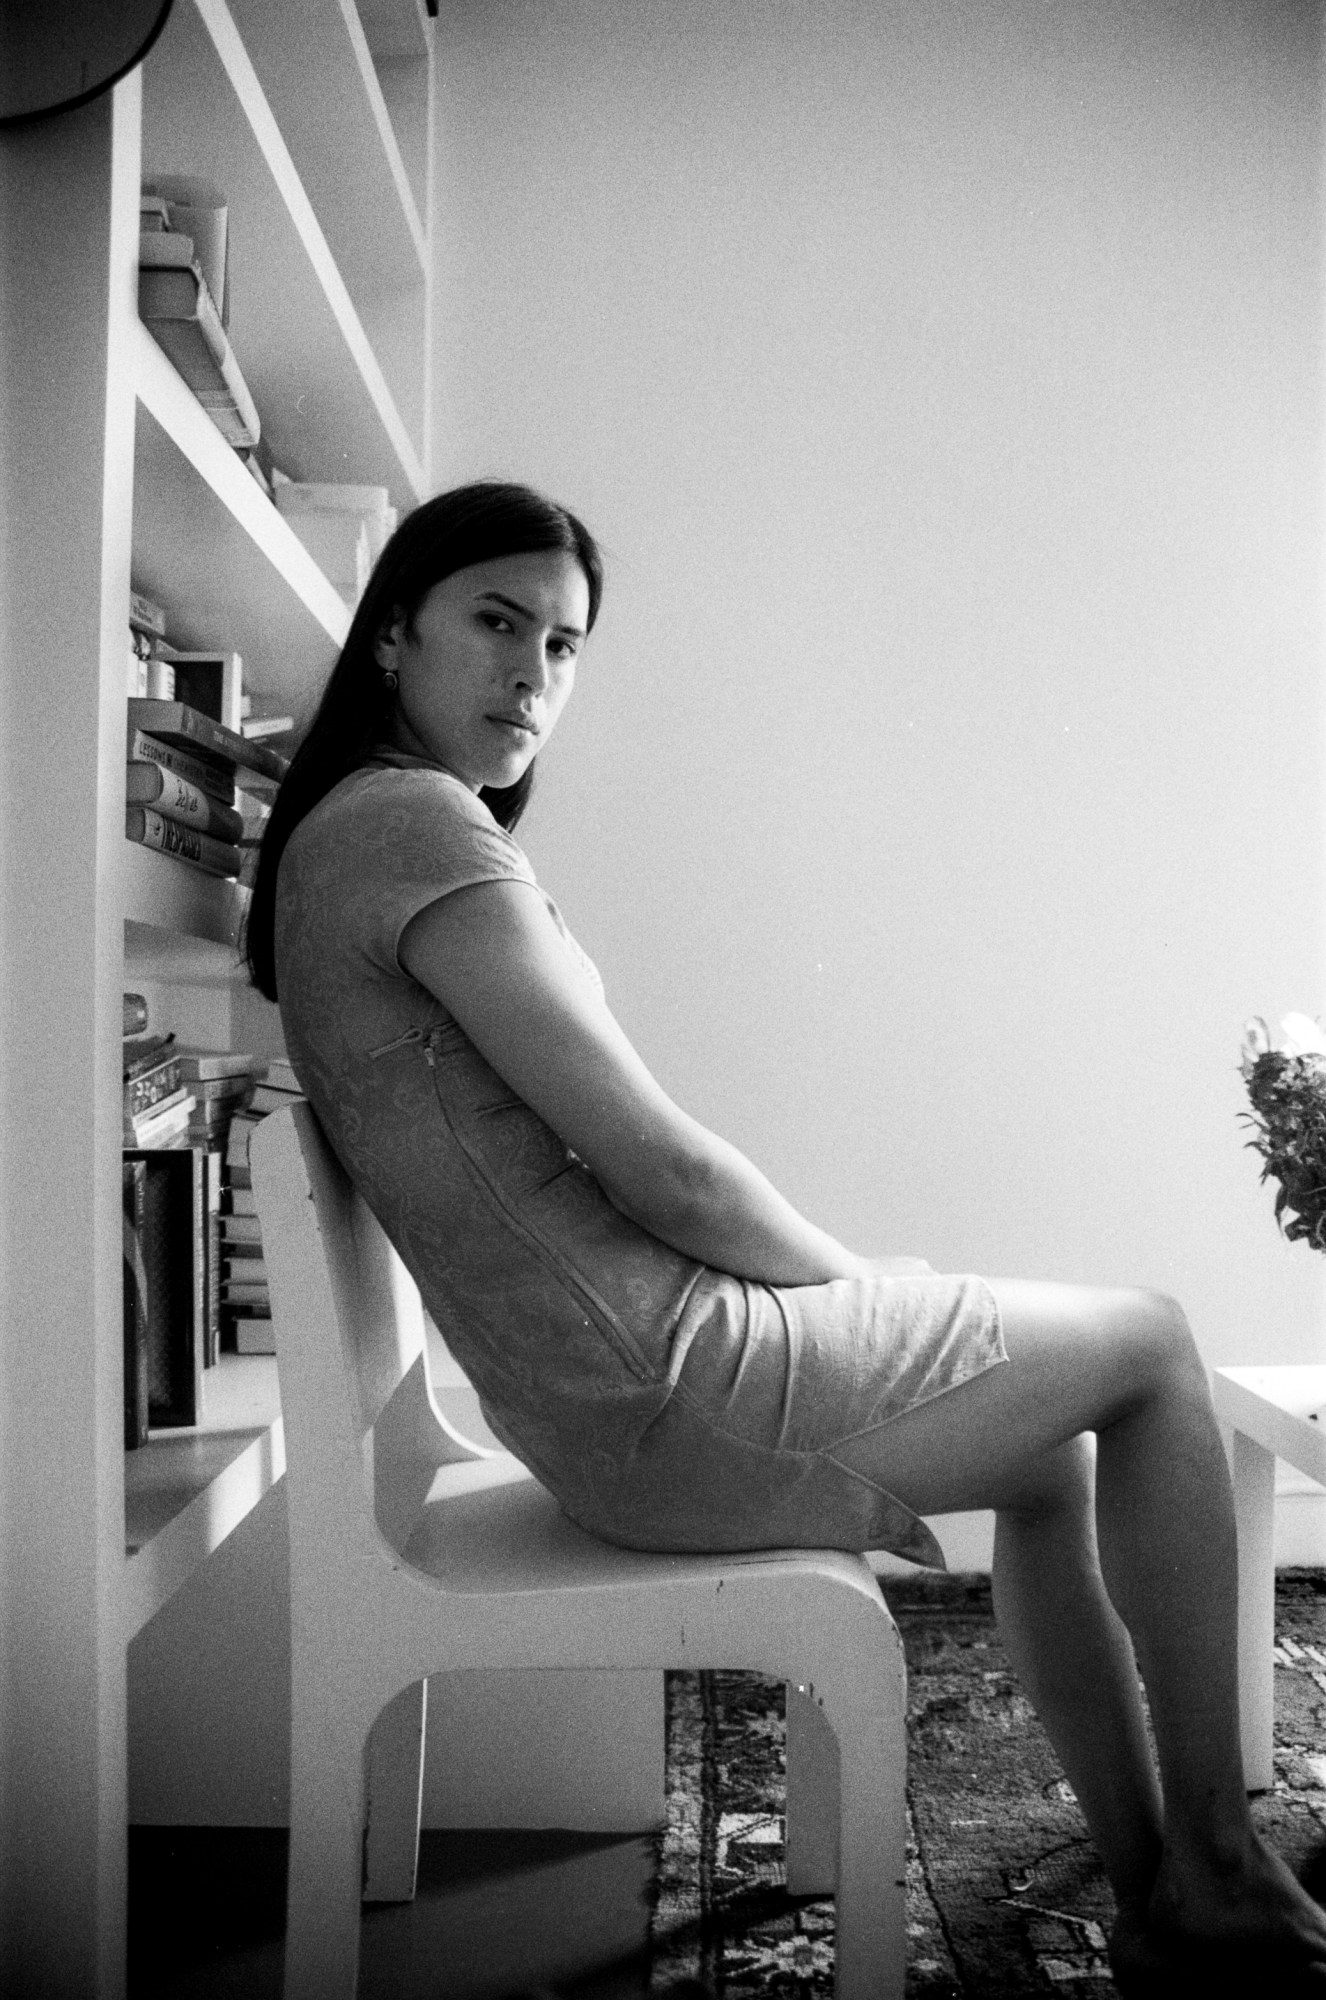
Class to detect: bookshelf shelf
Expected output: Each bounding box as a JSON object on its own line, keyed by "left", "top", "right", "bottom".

{"left": 358, "top": 0, "right": 435, "bottom": 226}
{"left": 125, "top": 917, "right": 246, "bottom": 984}
{"left": 122, "top": 1354, "right": 285, "bottom": 1641}
{"left": 231, "top": 0, "right": 426, "bottom": 282}
{"left": 359, "top": 0, "right": 432, "bottom": 67}
{"left": 229, "top": 0, "right": 430, "bottom": 449}
{"left": 143, "top": 0, "right": 428, "bottom": 513}
{"left": 122, "top": 842, "right": 246, "bottom": 950}
{"left": 133, "top": 322, "right": 348, "bottom": 717}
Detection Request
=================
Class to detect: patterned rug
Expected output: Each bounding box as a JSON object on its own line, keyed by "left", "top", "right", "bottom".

{"left": 647, "top": 1570, "right": 1326, "bottom": 1998}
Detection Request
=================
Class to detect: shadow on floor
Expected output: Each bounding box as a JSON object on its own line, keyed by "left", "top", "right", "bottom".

{"left": 128, "top": 1826, "right": 656, "bottom": 2000}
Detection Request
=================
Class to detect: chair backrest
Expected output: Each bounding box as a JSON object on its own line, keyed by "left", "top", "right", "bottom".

{"left": 251, "top": 1100, "right": 430, "bottom": 1553}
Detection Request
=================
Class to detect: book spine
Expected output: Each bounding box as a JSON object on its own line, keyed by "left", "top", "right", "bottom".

{"left": 128, "top": 728, "right": 235, "bottom": 804}
{"left": 125, "top": 806, "right": 241, "bottom": 880}
{"left": 127, "top": 1094, "right": 195, "bottom": 1147}
{"left": 189, "top": 1073, "right": 256, "bottom": 1103}
{"left": 127, "top": 700, "right": 287, "bottom": 782}
{"left": 138, "top": 264, "right": 261, "bottom": 448}
{"left": 123, "top": 1034, "right": 177, "bottom": 1082}
{"left": 129, "top": 589, "right": 167, "bottom": 639}
{"left": 223, "top": 1260, "right": 268, "bottom": 1286}
{"left": 124, "top": 1057, "right": 183, "bottom": 1120}
{"left": 126, "top": 1151, "right": 205, "bottom": 1428}
{"left": 122, "top": 1161, "right": 151, "bottom": 1449}
{"left": 195, "top": 1148, "right": 214, "bottom": 1372}
{"left": 220, "top": 1199, "right": 263, "bottom": 1226}
{"left": 204, "top": 1148, "right": 224, "bottom": 1368}
{"left": 125, "top": 762, "right": 244, "bottom": 843}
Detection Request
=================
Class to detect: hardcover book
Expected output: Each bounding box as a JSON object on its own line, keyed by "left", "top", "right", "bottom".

{"left": 128, "top": 727, "right": 236, "bottom": 805}
{"left": 123, "top": 1034, "right": 177, "bottom": 1082}
{"left": 129, "top": 589, "right": 167, "bottom": 640}
{"left": 125, "top": 761, "right": 244, "bottom": 844}
{"left": 125, "top": 1148, "right": 207, "bottom": 1428}
{"left": 203, "top": 1147, "right": 222, "bottom": 1369}
{"left": 174, "top": 1048, "right": 260, "bottom": 1082}
{"left": 189, "top": 1072, "right": 258, "bottom": 1103}
{"left": 123, "top": 1053, "right": 183, "bottom": 1121}
{"left": 137, "top": 259, "right": 260, "bottom": 448}
{"left": 127, "top": 1092, "right": 196, "bottom": 1149}
{"left": 126, "top": 700, "right": 288, "bottom": 783}
{"left": 125, "top": 804, "right": 242, "bottom": 880}
{"left": 122, "top": 1160, "right": 151, "bottom": 1449}
{"left": 220, "top": 1213, "right": 263, "bottom": 1246}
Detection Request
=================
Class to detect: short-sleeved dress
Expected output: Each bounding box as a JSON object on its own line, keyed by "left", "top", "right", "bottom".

{"left": 274, "top": 750, "right": 1007, "bottom": 1567}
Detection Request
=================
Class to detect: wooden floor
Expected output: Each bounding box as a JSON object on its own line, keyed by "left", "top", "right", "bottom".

{"left": 128, "top": 1826, "right": 657, "bottom": 1999}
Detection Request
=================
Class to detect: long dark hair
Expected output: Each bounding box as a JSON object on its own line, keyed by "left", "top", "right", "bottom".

{"left": 244, "top": 481, "right": 604, "bottom": 1001}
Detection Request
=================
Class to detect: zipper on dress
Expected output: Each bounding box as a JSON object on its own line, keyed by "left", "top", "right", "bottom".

{"left": 367, "top": 1026, "right": 427, "bottom": 1062}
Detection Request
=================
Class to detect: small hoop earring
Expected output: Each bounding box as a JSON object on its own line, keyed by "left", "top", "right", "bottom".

{"left": 381, "top": 670, "right": 399, "bottom": 692}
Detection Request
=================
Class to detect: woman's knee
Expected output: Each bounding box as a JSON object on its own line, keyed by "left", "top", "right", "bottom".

{"left": 1101, "top": 1286, "right": 1205, "bottom": 1403}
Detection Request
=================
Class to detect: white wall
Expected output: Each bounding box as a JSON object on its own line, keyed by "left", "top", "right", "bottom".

{"left": 432, "top": 2, "right": 1326, "bottom": 1390}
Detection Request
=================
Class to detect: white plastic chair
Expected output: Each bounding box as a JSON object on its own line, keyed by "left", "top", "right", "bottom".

{"left": 251, "top": 1100, "right": 909, "bottom": 2000}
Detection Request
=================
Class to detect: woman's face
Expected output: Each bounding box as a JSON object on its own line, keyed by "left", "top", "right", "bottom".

{"left": 375, "top": 549, "right": 590, "bottom": 791}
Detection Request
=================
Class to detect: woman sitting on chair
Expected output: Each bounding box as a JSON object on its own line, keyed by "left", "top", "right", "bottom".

{"left": 246, "top": 480, "right": 1326, "bottom": 1995}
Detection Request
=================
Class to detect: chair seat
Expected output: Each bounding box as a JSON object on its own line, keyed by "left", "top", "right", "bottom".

{"left": 403, "top": 1457, "right": 880, "bottom": 1599}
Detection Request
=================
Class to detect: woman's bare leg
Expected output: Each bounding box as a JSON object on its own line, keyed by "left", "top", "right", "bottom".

{"left": 829, "top": 1279, "right": 1326, "bottom": 1986}
{"left": 986, "top": 1433, "right": 1162, "bottom": 1909}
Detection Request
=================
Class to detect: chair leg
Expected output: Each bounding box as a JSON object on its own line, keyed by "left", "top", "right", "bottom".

{"left": 284, "top": 1692, "right": 371, "bottom": 2000}
{"left": 816, "top": 1661, "right": 908, "bottom": 2000}
{"left": 1231, "top": 1428, "right": 1277, "bottom": 1792}
{"left": 784, "top": 1681, "right": 839, "bottom": 1896}
{"left": 364, "top": 1678, "right": 428, "bottom": 1902}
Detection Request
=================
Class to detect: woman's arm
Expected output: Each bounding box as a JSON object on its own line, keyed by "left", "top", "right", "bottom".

{"left": 399, "top": 879, "right": 880, "bottom": 1286}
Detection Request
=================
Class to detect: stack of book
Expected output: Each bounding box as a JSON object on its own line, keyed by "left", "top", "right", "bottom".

{"left": 219, "top": 1059, "right": 304, "bottom": 1354}
{"left": 175, "top": 1046, "right": 259, "bottom": 1147}
{"left": 127, "top": 696, "right": 285, "bottom": 880}
{"left": 138, "top": 188, "right": 260, "bottom": 449}
{"left": 123, "top": 1032, "right": 194, "bottom": 1150}
{"left": 122, "top": 994, "right": 208, "bottom": 1443}
{"left": 122, "top": 995, "right": 279, "bottom": 1442}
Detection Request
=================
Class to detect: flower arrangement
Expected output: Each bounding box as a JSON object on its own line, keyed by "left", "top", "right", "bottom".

{"left": 1241, "top": 1014, "right": 1326, "bottom": 1252}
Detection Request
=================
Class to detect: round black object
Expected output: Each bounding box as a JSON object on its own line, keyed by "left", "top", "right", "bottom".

{"left": 0, "top": 0, "right": 174, "bottom": 130}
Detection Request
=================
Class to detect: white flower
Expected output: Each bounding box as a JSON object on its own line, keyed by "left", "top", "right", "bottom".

{"left": 1240, "top": 1014, "right": 1326, "bottom": 1077}
{"left": 1280, "top": 1013, "right": 1326, "bottom": 1058}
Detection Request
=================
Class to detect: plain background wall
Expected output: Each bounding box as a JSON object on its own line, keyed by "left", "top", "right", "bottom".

{"left": 431, "top": 0, "right": 1326, "bottom": 1545}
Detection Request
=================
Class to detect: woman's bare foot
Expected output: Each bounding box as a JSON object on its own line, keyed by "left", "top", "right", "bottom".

{"left": 1109, "top": 1832, "right": 1326, "bottom": 1996}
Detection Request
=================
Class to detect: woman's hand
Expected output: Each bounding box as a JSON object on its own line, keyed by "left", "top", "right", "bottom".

{"left": 399, "top": 879, "right": 871, "bottom": 1286}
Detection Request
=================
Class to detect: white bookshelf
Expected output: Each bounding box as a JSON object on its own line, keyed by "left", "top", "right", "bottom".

{"left": 133, "top": 321, "right": 350, "bottom": 720}
{"left": 0, "top": 3, "right": 434, "bottom": 1989}
{"left": 123, "top": 1356, "right": 285, "bottom": 1642}
{"left": 143, "top": 0, "right": 428, "bottom": 502}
